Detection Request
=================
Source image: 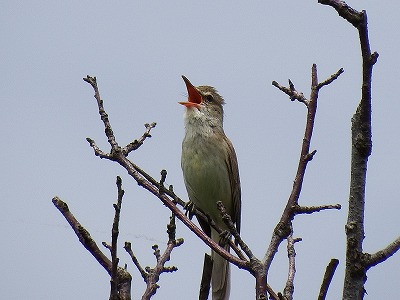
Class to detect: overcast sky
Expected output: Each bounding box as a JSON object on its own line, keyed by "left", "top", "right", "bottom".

{"left": 1, "top": 1, "right": 399, "bottom": 299}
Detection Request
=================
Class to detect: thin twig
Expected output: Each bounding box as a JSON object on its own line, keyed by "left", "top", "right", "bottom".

{"left": 283, "top": 233, "right": 301, "bottom": 300}
{"left": 318, "top": 259, "right": 339, "bottom": 300}
{"left": 83, "top": 75, "right": 119, "bottom": 150}
{"left": 123, "top": 122, "right": 157, "bottom": 156}
{"left": 317, "top": 68, "right": 344, "bottom": 90}
{"left": 124, "top": 242, "right": 147, "bottom": 280}
{"left": 52, "top": 196, "right": 113, "bottom": 274}
{"left": 110, "top": 176, "right": 124, "bottom": 299}
{"left": 140, "top": 218, "right": 183, "bottom": 300}
{"left": 295, "top": 203, "right": 341, "bottom": 215}
{"left": 199, "top": 254, "right": 213, "bottom": 300}
{"left": 365, "top": 237, "right": 400, "bottom": 269}
{"left": 272, "top": 80, "right": 308, "bottom": 106}
{"left": 216, "top": 201, "right": 251, "bottom": 261}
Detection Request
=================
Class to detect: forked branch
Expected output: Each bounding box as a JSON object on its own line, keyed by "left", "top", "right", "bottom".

{"left": 261, "top": 65, "right": 343, "bottom": 299}
{"left": 265, "top": 64, "right": 343, "bottom": 273}
{"left": 52, "top": 194, "right": 132, "bottom": 300}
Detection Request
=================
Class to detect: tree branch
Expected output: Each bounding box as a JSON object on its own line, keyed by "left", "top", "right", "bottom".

{"left": 123, "top": 122, "right": 157, "bottom": 156}
{"left": 83, "top": 75, "right": 249, "bottom": 273}
{"left": 199, "top": 254, "right": 213, "bottom": 300}
{"left": 365, "top": 237, "right": 400, "bottom": 269}
{"left": 216, "top": 201, "right": 279, "bottom": 300}
{"left": 317, "top": 2, "right": 379, "bottom": 298}
{"left": 264, "top": 65, "right": 343, "bottom": 276}
{"left": 283, "top": 233, "right": 301, "bottom": 300}
{"left": 294, "top": 203, "right": 341, "bottom": 215}
{"left": 83, "top": 76, "right": 120, "bottom": 150}
{"left": 318, "top": 0, "right": 363, "bottom": 27}
{"left": 126, "top": 215, "right": 182, "bottom": 300}
{"left": 316, "top": 68, "right": 344, "bottom": 90}
{"left": 53, "top": 179, "right": 133, "bottom": 300}
{"left": 124, "top": 242, "right": 148, "bottom": 280}
{"left": 272, "top": 79, "right": 308, "bottom": 106}
{"left": 318, "top": 259, "right": 339, "bottom": 300}
{"left": 52, "top": 196, "right": 113, "bottom": 274}
{"left": 109, "top": 176, "right": 125, "bottom": 300}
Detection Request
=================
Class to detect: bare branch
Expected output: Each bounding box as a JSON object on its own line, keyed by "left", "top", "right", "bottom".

{"left": 123, "top": 122, "right": 157, "bottom": 155}
{"left": 318, "top": 0, "right": 363, "bottom": 27}
{"left": 158, "top": 169, "right": 168, "bottom": 196}
{"left": 304, "top": 150, "right": 317, "bottom": 162}
{"left": 86, "top": 137, "right": 112, "bottom": 159}
{"left": 295, "top": 203, "right": 341, "bottom": 215}
{"left": 52, "top": 196, "right": 113, "bottom": 274}
{"left": 316, "top": 68, "right": 344, "bottom": 90}
{"left": 103, "top": 241, "right": 112, "bottom": 251}
{"left": 124, "top": 242, "right": 147, "bottom": 280}
{"left": 217, "top": 201, "right": 252, "bottom": 260}
{"left": 264, "top": 64, "right": 343, "bottom": 274}
{"left": 365, "top": 237, "right": 400, "bottom": 269}
{"left": 318, "top": 259, "right": 339, "bottom": 300}
{"left": 216, "top": 201, "right": 279, "bottom": 300}
{"left": 272, "top": 79, "right": 308, "bottom": 106}
{"left": 110, "top": 176, "right": 124, "bottom": 299}
{"left": 53, "top": 180, "right": 132, "bottom": 300}
{"left": 283, "top": 233, "right": 301, "bottom": 300}
{"left": 139, "top": 217, "right": 183, "bottom": 300}
{"left": 317, "top": 2, "right": 379, "bottom": 298}
{"left": 199, "top": 254, "right": 213, "bottom": 300}
{"left": 83, "top": 76, "right": 119, "bottom": 150}
{"left": 123, "top": 216, "right": 183, "bottom": 300}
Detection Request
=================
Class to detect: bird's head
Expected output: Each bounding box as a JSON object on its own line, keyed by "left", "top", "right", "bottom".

{"left": 179, "top": 75, "right": 225, "bottom": 127}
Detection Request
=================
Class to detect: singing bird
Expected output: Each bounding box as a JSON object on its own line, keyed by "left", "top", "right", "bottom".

{"left": 179, "top": 76, "right": 241, "bottom": 300}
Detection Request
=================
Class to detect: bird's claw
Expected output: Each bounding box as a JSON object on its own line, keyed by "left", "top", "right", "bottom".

{"left": 218, "top": 230, "right": 231, "bottom": 247}
{"left": 184, "top": 201, "right": 196, "bottom": 220}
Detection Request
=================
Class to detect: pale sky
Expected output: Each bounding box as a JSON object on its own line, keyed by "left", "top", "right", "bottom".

{"left": 1, "top": 1, "right": 399, "bottom": 299}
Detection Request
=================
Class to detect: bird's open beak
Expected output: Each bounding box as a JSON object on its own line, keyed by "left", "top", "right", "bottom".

{"left": 179, "top": 75, "right": 202, "bottom": 108}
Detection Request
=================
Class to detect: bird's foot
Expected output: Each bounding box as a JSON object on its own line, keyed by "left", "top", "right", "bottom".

{"left": 218, "top": 230, "right": 231, "bottom": 247}
{"left": 184, "top": 201, "right": 196, "bottom": 220}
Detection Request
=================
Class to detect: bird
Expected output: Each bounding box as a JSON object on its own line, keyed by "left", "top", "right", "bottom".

{"left": 179, "top": 75, "right": 241, "bottom": 300}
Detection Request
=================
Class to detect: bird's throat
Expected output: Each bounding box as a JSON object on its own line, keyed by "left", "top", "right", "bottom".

{"left": 183, "top": 108, "right": 223, "bottom": 140}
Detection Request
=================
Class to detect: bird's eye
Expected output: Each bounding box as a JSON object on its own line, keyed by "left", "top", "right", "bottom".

{"left": 205, "top": 94, "right": 214, "bottom": 102}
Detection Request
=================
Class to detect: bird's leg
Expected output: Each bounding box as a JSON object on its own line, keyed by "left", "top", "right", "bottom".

{"left": 218, "top": 231, "right": 231, "bottom": 247}
{"left": 184, "top": 201, "right": 196, "bottom": 220}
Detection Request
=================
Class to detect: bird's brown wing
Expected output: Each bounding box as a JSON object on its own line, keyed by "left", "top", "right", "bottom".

{"left": 224, "top": 136, "right": 241, "bottom": 235}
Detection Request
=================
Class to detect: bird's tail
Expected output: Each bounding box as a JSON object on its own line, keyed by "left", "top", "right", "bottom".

{"left": 211, "top": 230, "right": 230, "bottom": 300}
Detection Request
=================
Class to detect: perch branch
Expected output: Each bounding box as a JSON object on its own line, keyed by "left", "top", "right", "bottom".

{"left": 216, "top": 201, "right": 279, "bottom": 300}
{"left": 83, "top": 75, "right": 249, "bottom": 272}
